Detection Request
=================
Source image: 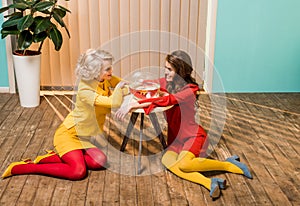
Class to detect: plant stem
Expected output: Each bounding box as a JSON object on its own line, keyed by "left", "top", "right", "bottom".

{"left": 38, "top": 40, "right": 44, "bottom": 53}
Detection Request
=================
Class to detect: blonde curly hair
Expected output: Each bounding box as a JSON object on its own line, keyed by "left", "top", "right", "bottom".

{"left": 75, "top": 49, "right": 114, "bottom": 80}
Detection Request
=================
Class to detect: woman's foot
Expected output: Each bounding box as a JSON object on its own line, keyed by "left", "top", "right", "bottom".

{"left": 210, "top": 178, "right": 221, "bottom": 199}
{"left": 213, "top": 177, "right": 227, "bottom": 189}
{"left": 226, "top": 155, "right": 252, "bottom": 179}
{"left": 34, "top": 150, "right": 57, "bottom": 163}
{"left": 2, "top": 159, "right": 33, "bottom": 179}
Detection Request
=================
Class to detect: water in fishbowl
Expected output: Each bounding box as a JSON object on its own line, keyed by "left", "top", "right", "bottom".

{"left": 127, "top": 70, "right": 161, "bottom": 99}
{"left": 129, "top": 81, "right": 160, "bottom": 99}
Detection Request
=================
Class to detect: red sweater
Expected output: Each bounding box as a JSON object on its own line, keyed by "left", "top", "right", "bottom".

{"left": 139, "top": 78, "right": 207, "bottom": 146}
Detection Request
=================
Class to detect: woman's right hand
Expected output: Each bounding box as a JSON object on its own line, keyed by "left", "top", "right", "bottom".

{"left": 114, "top": 101, "right": 151, "bottom": 121}
{"left": 118, "top": 80, "right": 129, "bottom": 89}
{"left": 114, "top": 102, "right": 134, "bottom": 121}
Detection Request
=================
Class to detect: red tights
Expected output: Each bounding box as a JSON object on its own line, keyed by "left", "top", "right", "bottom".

{"left": 11, "top": 148, "right": 107, "bottom": 180}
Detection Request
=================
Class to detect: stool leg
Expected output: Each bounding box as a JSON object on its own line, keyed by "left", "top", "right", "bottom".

{"left": 149, "top": 113, "right": 167, "bottom": 149}
{"left": 120, "top": 112, "right": 139, "bottom": 152}
{"left": 137, "top": 113, "right": 144, "bottom": 174}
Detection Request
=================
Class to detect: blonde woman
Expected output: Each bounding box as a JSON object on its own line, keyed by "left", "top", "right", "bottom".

{"left": 2, "top": 49, "right": 128, "bottom": 180}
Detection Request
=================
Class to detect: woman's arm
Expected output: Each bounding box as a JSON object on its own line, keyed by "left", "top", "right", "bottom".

{"left": 94, "top": 88, "right": 124, "bottom": 108}
{"left": 114, "top": 101, "right": 151, "bottom": 121}
{"left": 78, "top": 80, "right": 128, "bottom": 108}
{"left": 139, "top": 84, "right": 198, "bottom": 106}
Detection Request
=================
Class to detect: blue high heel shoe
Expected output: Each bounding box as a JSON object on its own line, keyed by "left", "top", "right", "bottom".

{"left": 214, "top": 177, "right": 227, "bottom": 189}
{"left": 210, "top": 178, "right": 221, "bottom": 199}
{"left": 226, "top": 155, "right": 252, "bottom": 179}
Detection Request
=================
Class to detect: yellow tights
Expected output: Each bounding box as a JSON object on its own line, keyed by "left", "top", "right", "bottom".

{"left": 161, "top": 150, "right": 244, "bottom": 190}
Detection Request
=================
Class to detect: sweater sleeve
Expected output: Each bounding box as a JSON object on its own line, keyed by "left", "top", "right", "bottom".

{"left": 138, "top": 84, "right": 198, "bottom": 114}
{"left": 94, "top": 88, "right": 124, "bottom": 108}
{"left": 78, "top": 79, "right": 124, "bottom": 108}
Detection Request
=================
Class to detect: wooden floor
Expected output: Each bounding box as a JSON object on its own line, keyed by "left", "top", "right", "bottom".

{"left": 0, "top": 92, "right": 299, "bottom": 206}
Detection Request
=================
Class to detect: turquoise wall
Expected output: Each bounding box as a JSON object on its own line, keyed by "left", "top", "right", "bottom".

{"left": 0, "top": 1, "right": 9, "bottom": 88}
{"left": 213, "top": 0, "right": 300, "bottom": 92}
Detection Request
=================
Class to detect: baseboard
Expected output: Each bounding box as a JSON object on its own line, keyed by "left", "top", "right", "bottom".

{"left": 0, "top": 87, "right": 9, "bottom": 93}
{"left": 40, "top": 86, "right": 77, "bottom": 95}
{"left": 40, "top": 90, "right": 76, "bottom": 96}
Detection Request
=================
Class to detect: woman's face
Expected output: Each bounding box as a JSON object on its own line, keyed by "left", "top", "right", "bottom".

{"left": 164, "top": 61, "right": 176, "bottom": 82}
{"left": 98, "top": 60, "right": 113, "bottom": 81}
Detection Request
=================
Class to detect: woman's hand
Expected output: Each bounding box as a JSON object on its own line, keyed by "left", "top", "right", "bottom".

{"left": 114, "top": 102, "right": 134, "bottom": 121}
{"left": 118, "top": 80, "right": 129, "bottom": 89}
{"left": 114, "top": 101, "right": 151, "bottom": 121}
{"left": 158, "top": 90, "right": 169, "bottom": 97}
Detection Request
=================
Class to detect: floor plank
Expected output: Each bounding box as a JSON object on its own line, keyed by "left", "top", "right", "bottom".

{"left": 0, "top": 93, "right": 299, "bottom": 205}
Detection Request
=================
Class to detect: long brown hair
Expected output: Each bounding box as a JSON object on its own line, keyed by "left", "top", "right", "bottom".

{"left": 165, "top": 50, "right": 198, "bottom": 94}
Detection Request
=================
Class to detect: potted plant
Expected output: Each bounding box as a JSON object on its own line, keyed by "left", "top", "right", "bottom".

{"left": 0, "top": 0, "right": 71, "bottom": 107}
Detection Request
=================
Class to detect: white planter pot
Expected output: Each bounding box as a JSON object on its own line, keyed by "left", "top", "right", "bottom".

{"left": 13, "top": 53, "right": 41, "bottom": 107}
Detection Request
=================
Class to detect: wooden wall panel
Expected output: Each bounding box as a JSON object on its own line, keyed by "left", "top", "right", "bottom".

{"left": 40, "top": 0, "right": 207, "bottom": 89}
{"left": 119, "top": 0, "right": 130, "bottom": 77}
{"left": 58, "top": 0, "right": 72, "bottom": 87}
{"left": 150, "top": 0, "right": 161, "bottom": 78}
{"left": 169, "top": 0, "right": 180, "bottom": 52}
{"left": 109, "top": 0, "right": 121, "bottom": 77}
{"left": 89, "top": 0, "right": 101, "bottom": 48}
{"left": 196, "top": 0, "right": 208, "bottom": 85}
{"left": 139, "top": 0, "right": 150, "bottom": 71}
{"left": 160, "top": 0, "right": 170, "bottom": 69}
{"left": 179, "top": 0, "right": 190, "bottom": 51}
{"left": 99, "top": 0, "right": 110, "bottom": 45}
{"left": 188, "top": 0, "right": 199, "bottom": 70}
{"left": 129, "top": 0, "right": 140, "bottom": 75}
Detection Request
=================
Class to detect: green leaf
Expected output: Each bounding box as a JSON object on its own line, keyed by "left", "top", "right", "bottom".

{"left": 2, "top": 12, "right": 24, "bottom": 28}
{"left": 4, "top": 11, "right": 23, "bottom": 19}
{"left": 33, "top": 31, "right": 47, "bottom": 42}
{"left": 17, "top": 14, "right": 34, "bottom": 31}
{"left": 27, "top": 0, "right": 41, "bottom": 6}
{"left": 32, "top": 16, "right": 52, "bottom": 34}
{"left": 0, "top": 6, "right": 9, "bottom": 14}
{"left": 18, "top": 30, "right": 33, "bottom": 50}
{"left": 33, "top": 1, "right": 54, "bottom": 12}
{"left": 58, "top": 5, "right": 71, "bottom": 13}
{"left": 64, "top": 26, "right": 70, "bottom": 38}
{"left": 52, "top": 10, "right": 65, "bottom": 27}
{"left": 9, "top": 3, "right": 29, "bottom": 10}
{"left": 1, "top": 26, "right": 19, "bottom": 38}
{"left": 2, "top": 18, "right": 21, "bottom": 28}
{"left": 49, "top": 27, "right": 62, "bottom": 51}
{"left": 13, "top": 0, "right": 27, "bottom": 4}
{"left": 52, "top": 9, "right": 70, "bottom": 38}
{"left": 53, "top": 8, "right": 66, "bottom": 18}
{"left": 39, "top": 10, "right": 51, "bottom": 15}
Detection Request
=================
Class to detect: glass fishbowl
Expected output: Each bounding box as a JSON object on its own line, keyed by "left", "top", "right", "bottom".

{"left": 128, "top": 70, "right": 160, "bottom": 99}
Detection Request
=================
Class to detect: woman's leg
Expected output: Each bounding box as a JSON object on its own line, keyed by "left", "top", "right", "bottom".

{"left": 83, "top": 148, "right": 107, "bottom": 170}
{"left": 35, "top": 148, "right": 107, "bottom": 169}
{"left": 177, "top": 151, "right": 251, "bottom": 178}
{"left": 162, "top": 151, "right": 220, "bottom": 198}
{"left": 7, "top": 150, "right": 87, "bottom": 180}
{"left": 34, "top": 150, "right": 62, "bottom": 164}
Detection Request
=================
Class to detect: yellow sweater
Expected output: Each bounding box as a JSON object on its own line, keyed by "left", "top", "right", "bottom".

{"left": 63, "top": 76, "right": 126, "bottom": 136}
